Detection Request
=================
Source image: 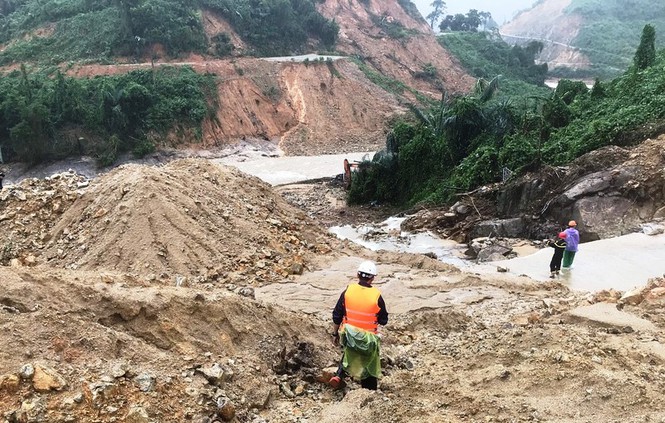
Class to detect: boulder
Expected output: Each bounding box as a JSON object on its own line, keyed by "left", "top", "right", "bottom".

{"left": 477, "top": 244, "right": 512, "bottom": 262}
{"left": 560, "top": 171, "right": 613, "bottom": 201}
{"left": 469, "top": 218, "right": 527, "bottom": 239}
{"left": 573, "top": 196, "right": 641, "bottom": 240}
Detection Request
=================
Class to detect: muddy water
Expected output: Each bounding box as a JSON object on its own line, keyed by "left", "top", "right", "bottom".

{"left": 329, "top": 217, "right": 469, "bottom": 267}
{"left": 217, "top": 151, "right": 373, "bottom": 185}
{"left": 219, "top": 150, "right": 665, "bottom": 294}
{"left": 478, "top": 232, "right": 665, "bottom": 292}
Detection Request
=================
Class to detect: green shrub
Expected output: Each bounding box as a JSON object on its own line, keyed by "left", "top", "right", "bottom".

{"left": 0, "top": 66, "right": 216, "bottom": 165}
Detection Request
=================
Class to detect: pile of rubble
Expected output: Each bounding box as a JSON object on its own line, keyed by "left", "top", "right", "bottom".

{"left": 0, "top": 170, "right": 89, "bottom": 266}
{"left": 1, "top": 159, "right": 341, "bottom": 286}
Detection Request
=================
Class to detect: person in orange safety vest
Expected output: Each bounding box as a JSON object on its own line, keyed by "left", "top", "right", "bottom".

{"left": 329, "top": 260, "right": 388, "bottom": 390}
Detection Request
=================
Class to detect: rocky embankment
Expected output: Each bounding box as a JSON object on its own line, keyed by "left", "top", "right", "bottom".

{"left": 401, "top": 135, "right": 665, "bottom": 262}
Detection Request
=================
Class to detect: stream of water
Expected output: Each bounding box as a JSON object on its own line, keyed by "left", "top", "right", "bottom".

{"left": 215, "top": 151, "right": 665, "bottom": 293}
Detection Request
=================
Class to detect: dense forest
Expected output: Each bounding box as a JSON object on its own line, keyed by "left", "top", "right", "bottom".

{"left": 0, "top": 0, "right": 339, "bottom": 64}
{"left": 349, "top": 25, "right": 665, "bottom": 207}
{"left": 0, "top": 65, "right": 216, "bottom": 164}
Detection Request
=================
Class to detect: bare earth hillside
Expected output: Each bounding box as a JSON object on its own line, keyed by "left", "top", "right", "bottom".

{"left": 500, "top": 0, "right": 591, "bottom": 71}
{"left": 319, "top": 0, "right": 474, "bottom": 97}
{"left": 39, "top": 0, "right": 474, "bottom": 157}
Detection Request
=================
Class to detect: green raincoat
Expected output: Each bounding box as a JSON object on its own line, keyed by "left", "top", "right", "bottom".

{"left": 340, "top": 325, "right": 381, "bottom": 380}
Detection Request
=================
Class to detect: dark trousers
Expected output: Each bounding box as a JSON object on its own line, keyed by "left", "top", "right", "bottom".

{"left": 550, "top": 250, "right": 564, "bottom": 272}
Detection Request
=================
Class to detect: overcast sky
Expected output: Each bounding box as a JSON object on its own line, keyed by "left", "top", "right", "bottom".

{"left": 411, "top": 0, "right": 537, "bottom": 25}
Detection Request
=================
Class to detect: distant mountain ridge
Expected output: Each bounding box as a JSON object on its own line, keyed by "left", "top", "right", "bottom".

{"left": 500, "top": 0, "right": 665, "bottom": 77}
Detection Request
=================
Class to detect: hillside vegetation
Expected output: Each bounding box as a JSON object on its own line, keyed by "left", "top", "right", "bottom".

{"left": 350, "top": 26, "right": 665, "bottom": 206}
{"left": 0, "top": 66, "right": 216, "bottom": 165}
{"left": 438, "top": 32, "right": 550, "bottom": 102}
{"left": 0, "top": 0, "right": 338, "bottom": 64}
{"left": 0, "top": 0, "right": 338, "bottom": 165}
{"left": 502, "top": 0, "right": 665, "bottom": 78}
{"left": 565, "top": 0, "right": 665, "bottom": 74}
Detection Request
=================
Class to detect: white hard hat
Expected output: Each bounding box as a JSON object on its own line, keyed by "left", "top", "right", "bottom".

{"left": 357, "top": 261, "right": 377, "bottom": 277}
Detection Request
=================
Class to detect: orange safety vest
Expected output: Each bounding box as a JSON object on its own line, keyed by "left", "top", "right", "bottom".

{"left": 342, "top": 283, "right": 381, "bottom": 333}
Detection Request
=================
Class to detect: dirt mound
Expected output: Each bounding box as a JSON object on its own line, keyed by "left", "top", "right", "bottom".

{"left": 0, "top": 266, "right": 338, "bottom": 422}
{"left": 4, "top": 162, "right": 665, "bottom": 421}
{"left": 22, "top": 159, "right": 340, "bottom": 284}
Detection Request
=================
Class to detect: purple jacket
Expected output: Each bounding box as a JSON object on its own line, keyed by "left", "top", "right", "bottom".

{"left": 564, "top": 228, "right": 579, "bottom": 252}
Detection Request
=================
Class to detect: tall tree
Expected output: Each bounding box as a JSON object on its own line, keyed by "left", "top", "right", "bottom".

{"left": 478, "top": 11, "right": 492, "bottom": 31}
{"left": 634, "top": 24, "right": 656, "bottom": 71}
{"left": 439, "top": 9, "right": 483, "bottom": 32}
{"left": 426, "top": 0, "right": 446, "bottom": 30}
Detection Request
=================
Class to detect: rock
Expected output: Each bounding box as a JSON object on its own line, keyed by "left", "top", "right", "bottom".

{"left": 238, "top": 287, "right": 255, "bottom": 299}
{"left": 197, "top": 363, "right": 227, "bottom": 386}
{"left": 216, "top": 400, "right": 236, "bottom": 422}
{"left": 100, "top": 273, "right": 114, "bottom": 284}
{"left": 451, "top": 202, "right": 470, "bottom": 215}
{"left": 73, "top": 392, "right": 85, "bottom": 404}
{"left": 93, "top": 207, "right": 108, "bottom": 218}
{"left": 134, "top": 373, "right": 155, "bottom": 392}
{"left": 477, "top": 244, "right": 512, "bottom": 262}
{"left": 125, "top": 406, "right": 151, "bottom": 423}
{"left": 496, "top": 266, "right": 509, "bottom": 273}
{"left": 23, "top": 254, "right": 37, "bottom": 266}
{"left": 175, "top": 275, "right": 188, "bottom": 287}
{"left": 619, "top": 288, "right": 646, "bottom": 307}
{"left": 19, "top": 364, "right": 35, "bottom": 379}
{"left": 0, "top": 373, "right": 20, "bottom": 393}
{"left": 571, "top": 196, "right": 640, "bottom": 241}
{"left": 280, "top": 382, "right": 295, "bottom": 398}
{"left": 12, "top": 397, "right": 46, "bottom": 422}
{"left": 32, "top": 364, "right": 67, "bottom": 392}
{"left": 470, "top": 218, "right": 527, "bottom": 239}
{"left": 110, "top": 361, "right": 129, "bottom": 378}
{"left": 561, "top": 171, "right": 613, "bottom": 201}
{"left": 288, "top": 263, "right": 304, "bottom": 275}
{"left": 85, "top": 379, "right": 119, "bottom": 405}
{"left": 395, "top": 356, "right": 414, "bottom": 370}
{"left": 642, "top": 223, "right": 664, "bottom": 236}
{"left": 266, "top": 218, "right": 282, "bottom": 227}
{"left": 294, "top": 384, "right": 305, "bottom": 396}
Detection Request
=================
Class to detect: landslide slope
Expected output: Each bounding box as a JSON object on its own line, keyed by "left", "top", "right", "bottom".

{"left": 500, "top": 0, "right": 665, "bottom": 76}
{"left": 0, "top": 0, "right": 474, "bottom": 156}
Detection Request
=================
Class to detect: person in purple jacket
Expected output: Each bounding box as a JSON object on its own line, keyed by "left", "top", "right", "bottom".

{"left": 562, "top": 220, "right": 580, "bottom": 268}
